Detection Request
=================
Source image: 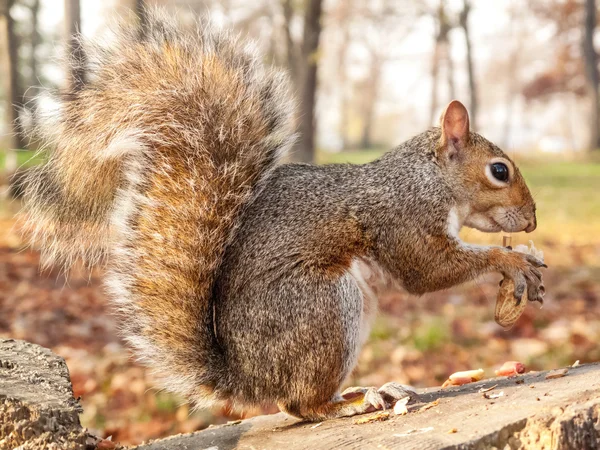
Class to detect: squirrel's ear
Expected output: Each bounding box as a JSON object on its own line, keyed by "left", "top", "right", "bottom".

{"left": 439, "top": 100, "right": 470, "bottom": 157}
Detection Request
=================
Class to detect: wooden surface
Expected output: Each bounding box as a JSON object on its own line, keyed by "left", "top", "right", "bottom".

{"left": 0, "top": 338, "right": 87, "bottom": 450}
{"left": 1, "top": 339, "right": 599, "bottom": 450}
{"left": 135, "top": 363, "right": 600, "bottom": 450}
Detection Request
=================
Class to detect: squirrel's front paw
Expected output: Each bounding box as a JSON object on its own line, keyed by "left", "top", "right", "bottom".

{"left": 498, "top": 250, "right": 547, "bottom": 303}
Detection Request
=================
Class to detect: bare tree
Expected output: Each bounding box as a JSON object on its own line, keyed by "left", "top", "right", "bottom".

{"left": 429, "top": 0, "right": 454, "bottom": 126}
{"left": 459, "top": 0, "right": 477, "bottom": 129}
{"left": 64, "top": 0, "right": 86, "bottom": 92}
{"left": 353, "top": 0, "right": 418, "bottom": 149}
{"left": 282, "top": 0, "right": 299, "bottom": 86}
{"left": 583, "top": 0, "right": 600, "bottom": 150}
{"left": 24, "top": 0, "right": 41, "bottom": 131}
{"left": 359, "top": 51, "right": 382, "bottom": 149}
{"left": 1, "top": 0, "right": 26, "bottom": 152}
{"left": 331, "top": 0, "right": 353, "bottom": 149}
{"left": 282, "top": 0, "right": 324, "bottom": 163}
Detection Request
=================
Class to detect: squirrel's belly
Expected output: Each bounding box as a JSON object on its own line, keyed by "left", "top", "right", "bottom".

{"left": 348, "top": 258, "right": 403, "bottom": 345}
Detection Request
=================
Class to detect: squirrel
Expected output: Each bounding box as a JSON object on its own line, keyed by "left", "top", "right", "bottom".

{"left": 20, "top": 10, "right": 546, "bottom": 421}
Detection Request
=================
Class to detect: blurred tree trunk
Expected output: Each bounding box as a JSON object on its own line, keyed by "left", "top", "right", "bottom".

{"left": 360, "top": 50, "right": 381, "bottom": 149}
{"left": 1, "top": 0, "right": 26, "bottom": 152}
{"left": 64, "top": 0, "right": 86, "bottom": 92}
{"left": 295, "top": 0, "right": 323, "bottom": 163}
{"left": 27, "top": 0, "right": 41, "bottom": 130}
{"left": 430, "top": 38, "right": 440, "bottom": 126}
{"left": 459, "top": 0, "right": 477, "bottom": 129}
{"left": 282, "top": 0, "right": 299, "bottom": 86}
{"left": 429, "top": 1, "right": 453, "bottom": 126}
{"left": 583, "top": 0, "right": 600, "bottom": 151}
{"left": 335, "top": 0, "right": 352, "bottom": 150}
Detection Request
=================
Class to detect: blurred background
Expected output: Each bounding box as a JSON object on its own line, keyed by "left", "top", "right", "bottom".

{"left": 1, "top": 0, "right": 599, "bottom": 446}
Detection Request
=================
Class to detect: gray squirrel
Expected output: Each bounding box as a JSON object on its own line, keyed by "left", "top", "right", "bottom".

{"left": 21, "top": 10, "right": 545, "bottom": 420}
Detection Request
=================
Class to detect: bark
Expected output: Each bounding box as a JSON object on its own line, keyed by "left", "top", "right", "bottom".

{"left": 64, "top": 0, "right": 86, "bottom": 92}
{"left": 0, "top": 0, "right": 26, "bottom": 151}
{"left": 295, "top": 0, "right": 323, "bottom": 163}
{"left": 459, "top": 0, "right": 477, "bottom": 129}
{"left": 0, "top": 339, "right": 87, "bottom": 449}
{"left": 583, "top": 0, "right": 600, "bottom": 151}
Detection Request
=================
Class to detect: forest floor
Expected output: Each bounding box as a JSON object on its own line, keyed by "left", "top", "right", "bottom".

{"left": 1, "top": 155, "right": 599, "bottom": 446}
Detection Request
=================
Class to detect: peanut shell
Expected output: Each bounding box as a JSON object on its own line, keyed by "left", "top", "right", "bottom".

{"left": 495, "top": 278, "right": 527, "bottom": 328}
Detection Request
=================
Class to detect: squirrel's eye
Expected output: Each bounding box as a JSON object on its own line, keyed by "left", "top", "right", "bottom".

{"left": 490, "top": 162, "right": 509, "bottom": 182}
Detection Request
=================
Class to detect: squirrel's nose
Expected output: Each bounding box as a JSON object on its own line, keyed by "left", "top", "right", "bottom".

{"left": 525, "top": 216, "right": 537, "bottom": 233}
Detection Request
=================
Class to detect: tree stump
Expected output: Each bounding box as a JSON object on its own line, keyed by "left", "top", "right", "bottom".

{"left": 0, "top": 339, "right": 87, "bottom": 450}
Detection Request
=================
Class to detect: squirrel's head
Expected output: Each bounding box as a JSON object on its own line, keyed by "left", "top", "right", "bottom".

{"left": 436, "top": 100, "right": 536, "bottom": 234}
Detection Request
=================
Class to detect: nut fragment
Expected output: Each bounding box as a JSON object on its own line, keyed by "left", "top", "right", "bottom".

{"left": 394, "top": 397, "right": 410, "bottom": 415}
{"left": 442, "top": 368, "right": 484, "bottom": 387}
{"left": 495, "top": 361, "right": 525, "bottom": 377}
{"left": 449, "top": 368, "right": 484, "bottom": 382}
{"left": 495, "top": 277, "right": 528, "bottom": 328}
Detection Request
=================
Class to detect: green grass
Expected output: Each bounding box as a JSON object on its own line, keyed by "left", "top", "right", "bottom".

{"left": 411, "top": 318, "right": 450, "bottom": 352}
{"left": 0, "top": 150, "right": 43, "bottom": 170}
{"left": 316, "top": 148, "right": 386, "bottom": 165}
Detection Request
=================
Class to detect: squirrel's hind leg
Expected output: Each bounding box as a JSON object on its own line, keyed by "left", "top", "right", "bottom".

{"left": 279, "top": 382, "right": 418, "bottom": 421}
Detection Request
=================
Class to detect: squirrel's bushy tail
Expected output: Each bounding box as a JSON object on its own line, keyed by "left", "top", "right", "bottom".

{"left": 21, "top": 10, "right": 294, "bottom": 404}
